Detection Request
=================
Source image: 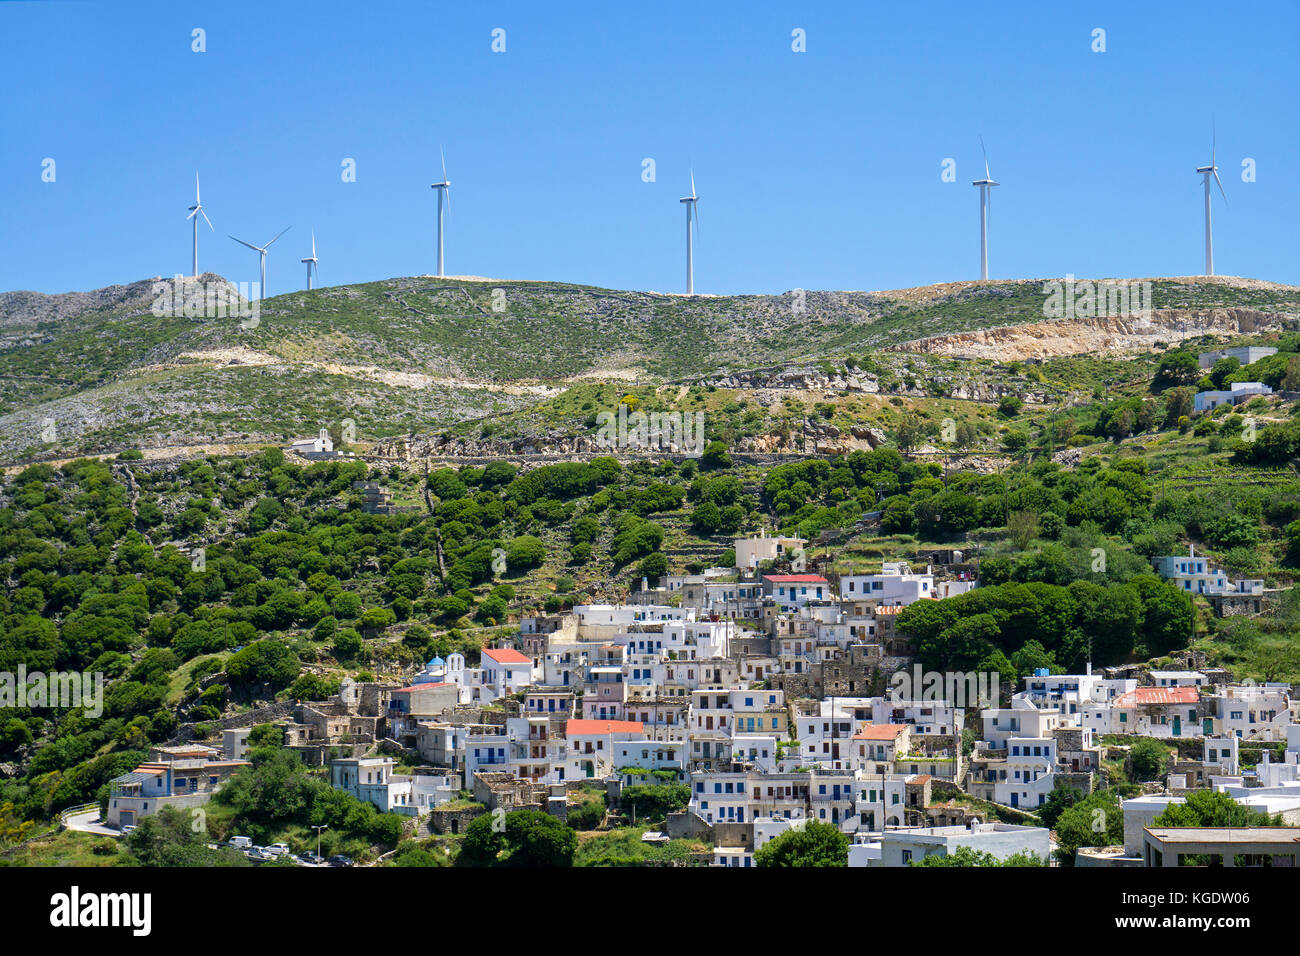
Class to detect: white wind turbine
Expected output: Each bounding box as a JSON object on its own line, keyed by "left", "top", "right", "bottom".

{"left": 972, "top": 138, "right": 999, "bottom": 280}
{"left": 430, "top": 148, "right": 451, "bottom": 277}
{"left": 229, "top": 227, "right": 291, "bottom": 299}
{"left": 1196, "top": 123, "right": 1228, "bottom": 276}
{"left": 186, "top": 173, "right": 213, "bottom": 277}
{"left": 679, "top": 170, "right": 700, "bottom": 294}
{"left": 300, "top": 232, "right": 319, "bottom": 290}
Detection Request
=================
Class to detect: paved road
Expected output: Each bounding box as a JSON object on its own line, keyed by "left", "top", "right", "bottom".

{"left": 63, "top": 809, "right": 120, "bottom": 837}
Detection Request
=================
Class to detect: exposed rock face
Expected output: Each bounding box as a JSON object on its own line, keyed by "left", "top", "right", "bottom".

{"left": 892, "top": 308, "right": 1295, "bottom": 361}
{"left": 0, "top": 273, "right": 240, "bottom": 329}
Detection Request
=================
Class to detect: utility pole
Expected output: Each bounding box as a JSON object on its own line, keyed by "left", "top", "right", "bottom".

{"left": 312, "top": 824, "right": 328, "bottom": 862}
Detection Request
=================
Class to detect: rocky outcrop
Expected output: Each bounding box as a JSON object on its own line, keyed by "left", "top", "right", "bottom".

{"left": 697, "top": 365, "right": 880, "bottom": 393}
{"left": 892, "top": 308, "right": 1296, "bottom": 361}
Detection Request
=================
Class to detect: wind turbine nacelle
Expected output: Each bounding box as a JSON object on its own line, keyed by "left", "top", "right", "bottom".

{"left": 679, "top": 197, "right": 697, "bottom": 204}
{"left": 1196, "top": 166, "right": 1216, "bottom": 174}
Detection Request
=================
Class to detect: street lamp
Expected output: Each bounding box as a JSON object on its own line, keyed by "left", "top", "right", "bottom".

{"left": 312, "top": 824, "right": 328, "bottom": 862}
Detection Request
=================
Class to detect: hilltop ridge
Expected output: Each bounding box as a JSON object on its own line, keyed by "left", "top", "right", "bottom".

{"left": 0, "top": 273, "right": 1296, "bottom": 463}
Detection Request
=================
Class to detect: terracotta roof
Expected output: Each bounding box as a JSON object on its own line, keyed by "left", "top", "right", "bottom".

{"left": 392, "top": 683, "right": 453, "bottom": 693}
{"left": 483, "top": 648, "right": 531, "bottom": 664}
{"left": 853, "top": 724, "right": 909, "bottom": 740}
{"left": 1117, "top": 686, "right": 1200, "bottom": 707}
{"left": 566, "top": 719, "right": 644, "bottom": 736}
{"left": 763, "top": 574, "right": 829, "bottom": 584}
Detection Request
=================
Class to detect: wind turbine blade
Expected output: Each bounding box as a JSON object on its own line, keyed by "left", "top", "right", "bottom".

{"left": 187, "top": 208, "right": 198, "bottom": 220}
{"left": 445, "top": 186, "right": 451, "bottom": 216}
{"left": 1211, "top": 118, "right": 1217, "bottom": 167}
{"left": 1213, "top": 168, "right": 1228, "bottom": 206}
{"left": 195, "top": 172, "right": 201, "bottom": 203}
{"left": 440, "top": 146, "right": 448, "bottom": 184}
{"left": 200, "top": 208, "right": 214, "bottom": 231}
{"left": 230, "top": 235, "right": 262, "bottom": 252}
{"left": 690, "top": 168, "right": 696, "bottom": 199}
{"left": 693, "top": 201, "right": 700, "bottom": 237}
{"left": 311, "top": 231, "right": 316, "bottom": 257}
{"left": 264, "top": 226, "right": 291, "bottom": 248}
{"left": 980, "top": 135, "right": 990, "bottom": 180}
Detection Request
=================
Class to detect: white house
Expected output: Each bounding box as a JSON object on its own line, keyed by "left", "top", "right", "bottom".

{"left": 287, "top": 428, "right": 334, "bottom": 456}
{"left": 1198, "top": 345, "right": 1277, "bottom": 370}
{"left": 838, "top": 562, "right": 934, "bottom": 606}
{"left": 566, "top": 719, "right": 645, "bottom": 780}
{"left": 761, "top": 574, "right": 831, "bottom": 612}
{"left": 735, "top": 532, "right": 807, "bottom": 571}
{"left": 1193, "top": 381, "right": 1272, "bottom": 412}
{"left": 876, "top": 822, "right": 1051, "bottom": 867}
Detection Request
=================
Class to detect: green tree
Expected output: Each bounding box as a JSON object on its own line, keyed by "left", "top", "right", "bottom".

{"left": 754, "top": 820, "right": 848, "bottom": 867}
{"left": 502, "top": 809, "right": 577, "bottom": 867}
{"left": 1154, "top": 789, "right": 1282, "bottom": 829}
{"left": 1054, "top": 790, "right": 1123, "bottom": 865}
{"left": 911, "top": 845, "right": 1045, "bottom": 866}
{"left": 700, "top": 441, "right": 731, "bottom": 471}
{"left": 1129, "top": 737, "right": 1170, "bottom": 782}
{"left": 456, "top": 813, "right": 505, "bottom": 866}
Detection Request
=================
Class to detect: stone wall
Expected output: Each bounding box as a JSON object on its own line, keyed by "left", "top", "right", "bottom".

{"left": 422, "top": 804, "right": 487, "bottom": 836}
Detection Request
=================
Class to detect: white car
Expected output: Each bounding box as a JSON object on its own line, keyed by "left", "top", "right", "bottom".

{"left": 264, "top": 843, "right": 292, "bottom": 857}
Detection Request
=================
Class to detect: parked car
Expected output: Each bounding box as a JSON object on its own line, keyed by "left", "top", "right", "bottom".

{"left": 120, "top": 825, "right": 137, "bottom": 836}
{"left": 297, "top": 853, "right": 325, "bottom": 866}
{"left": 264, "top": 843, "right": 292, "bottom": 857}
{"left": 246, "top": 848, "right": 274, "bottom": 863}
{"left": 228, "top": 836, "right": 253, "bottom": 850}
{"left": 328, "top": 854, "right": 354, "bottom": 867}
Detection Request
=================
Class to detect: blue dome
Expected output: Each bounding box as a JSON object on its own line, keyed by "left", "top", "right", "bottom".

{"left": 427, "top": 656, "right": 445, "bottom": 666}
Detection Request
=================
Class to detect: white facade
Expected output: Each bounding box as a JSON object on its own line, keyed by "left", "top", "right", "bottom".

{"left": 838, "top": 563, "right": 934, "bottom": 606}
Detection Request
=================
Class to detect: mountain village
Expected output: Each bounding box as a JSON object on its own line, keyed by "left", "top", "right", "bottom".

{"left": 100, "top": 524, "right": 1300, "bottom": 869}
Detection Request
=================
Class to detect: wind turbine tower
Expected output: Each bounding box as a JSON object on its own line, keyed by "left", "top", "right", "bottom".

{"left": 1197, "top": 125, "right": 1228, "bottom": 276}
{"left": 301, "top": 232, "right": 319, "bottom": 290}
{"left": 679, "top": 171, "right": 699, "bottom": 294}
{"left": 186, "top": 173, "right": 213, "bottom": 277}
{"left": 972, "top": 140, "right": 998, "bottom": 281}
{"left": 229, "top": 227, "right": 291, "bottom": 299}
{"left": 430, "top": 148, "right": 451, "bottom": 277}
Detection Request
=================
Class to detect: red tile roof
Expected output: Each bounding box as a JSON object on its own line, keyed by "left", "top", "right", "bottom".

{"left": 1117, "top": 686, "right": 1200, "bottom": 707}
{"left": 392, "top": 683, "right": 453, "bottom": 693}
{"left": 566, "top": 719, "right": 644, "bottom": 736}
{"left": 853, "top": 724, "right": 909, "bottom": 740}
{"left": 763, "top": 574, "right": 829, "bottom": 584}
{"left": 483, "top": 648, "right": 531, "bottom": 664}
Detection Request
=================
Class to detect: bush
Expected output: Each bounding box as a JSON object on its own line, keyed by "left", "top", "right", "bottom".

{"left": 754, "top": 820, "right": 848, "bottom": 867}
{"left": 620, "top": 783, "right": 689, "bottom": 821}
{"left": 566, "top": 800, "right": 604, "bottom": 830}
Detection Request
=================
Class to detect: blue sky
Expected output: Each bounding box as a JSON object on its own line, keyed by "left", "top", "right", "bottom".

{"left": 3, "top": 0, "right": 1298, "bottom": 296}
